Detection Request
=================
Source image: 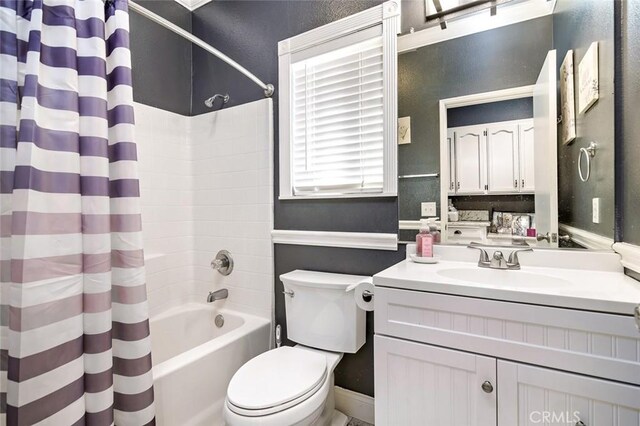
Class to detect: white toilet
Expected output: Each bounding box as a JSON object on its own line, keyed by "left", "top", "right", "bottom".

{"left": 223, "top": 270, "right": 368, "bottom": 426}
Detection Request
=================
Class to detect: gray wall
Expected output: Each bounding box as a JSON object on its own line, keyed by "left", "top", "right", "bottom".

{"left": 620, "top": 0, "right": 640, "bottom": 245}
{"left": 553, "top": 0, "right": 615, "bottom": 238}
{"left": 191, "top": 0, "right": 398, "bottom": 398}
{"left": 398, "top": 17, "right": 553, "bottom": 222}
{"left": 447, "top": 98, "right": 532, "bottom": 128}
{"left": 129, "top": 0, "right": 192, "bottom": 115}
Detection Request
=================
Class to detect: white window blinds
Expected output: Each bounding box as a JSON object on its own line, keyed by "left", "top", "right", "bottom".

{"left": 291, "top": 36, "right": 385, "bottom": 196}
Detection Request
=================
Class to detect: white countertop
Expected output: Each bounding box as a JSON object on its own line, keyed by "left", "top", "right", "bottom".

{"left": 374, "top": 246, "right": 640, "bottom": 315}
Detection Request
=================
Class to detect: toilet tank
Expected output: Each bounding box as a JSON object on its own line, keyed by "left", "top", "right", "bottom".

{"left": 280, "top": 270, "right": 367, "bottom": 354}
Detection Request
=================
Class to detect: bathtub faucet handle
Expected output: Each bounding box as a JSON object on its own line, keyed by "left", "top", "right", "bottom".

{"left": 211, "top": 250, "right": 233, "bottom": 276}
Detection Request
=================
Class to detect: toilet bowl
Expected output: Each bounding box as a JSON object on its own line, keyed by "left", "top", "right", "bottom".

{"left": 223, "top": 346, "right": 347, "bottom": 426}
{"left": 224, "top": 270, "right": 369, "bottom": 426}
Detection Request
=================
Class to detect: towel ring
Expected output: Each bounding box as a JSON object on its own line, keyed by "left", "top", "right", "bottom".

{"left": 578, "top": 141, "right": 597, "bottom": 182}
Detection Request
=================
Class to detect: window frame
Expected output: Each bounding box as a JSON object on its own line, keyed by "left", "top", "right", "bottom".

{"left": 278, "top": 1, "right": 400, "bottom": 200}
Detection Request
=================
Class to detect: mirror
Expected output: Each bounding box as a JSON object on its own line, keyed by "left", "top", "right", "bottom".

{"left": 398, "top": 0, "right": 614, "bottom": 250}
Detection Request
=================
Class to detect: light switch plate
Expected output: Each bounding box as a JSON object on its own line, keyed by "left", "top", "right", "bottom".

{"left": 421, "top": 202, "right": 437, "bottom": 217}
{"left": 592, "top": 197, "right": 600, "bottom": 223}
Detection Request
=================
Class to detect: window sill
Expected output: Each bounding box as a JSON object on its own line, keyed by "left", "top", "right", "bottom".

{"left": 279, "top": 192, "right": 397, "bottom": 201}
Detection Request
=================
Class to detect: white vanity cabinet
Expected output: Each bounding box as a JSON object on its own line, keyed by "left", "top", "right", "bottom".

{"left": 453, "top": 126, "right": 485, "bottom": 194}
{"left": 375, "top": 335, "right": 497, "bottom": 426}
{"left": 447, "top": 130, "right": 456, "bottom": 194}
{"left": 498, "top": 361, "right": 640, "bottom": 426}
{"left": 374, "top": 286, "right": 640, "bottom": 426}
{"left": 486, "top": 123, "right": 519, "bottom": 193}
{"left": 448, "top": 119, "right": 535, "bottom": 195}
{"left": 518, "top": 121, "right": 535, "bottom": 192}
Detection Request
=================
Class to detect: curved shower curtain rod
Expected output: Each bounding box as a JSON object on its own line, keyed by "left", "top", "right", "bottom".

{"left": 128, "top": 0, "right": 275, "bottom": 98}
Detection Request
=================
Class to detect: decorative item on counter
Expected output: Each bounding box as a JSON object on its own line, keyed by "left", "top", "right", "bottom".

{"left": 527, "top": 228, "right": 537, "bottom": 237}
{"left": 512, "top": 214, "right": 531, "bottom": 236}
{"left": 458, "top": 209, "right": 490, "bottom": 222}
{"left": 491, "top": 211, "right": 532, "bottom": 236}
{"left": 447, "top": 200, "right": 459, "bottom": 222}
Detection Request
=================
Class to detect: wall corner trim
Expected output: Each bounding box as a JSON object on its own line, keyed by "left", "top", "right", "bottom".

{"left": 271, "top": 230, "right": 398, "bottom": 251}
{"left": 558, "top": 223, "right": 614, "bottom": 251}
{"left": 173, "top": 0, "right": 211, "bottom": 11}
{"left": 334, "top": 386, "right": 375, "bottom": 424}
{"left": 613, "top": 242, "right": 640, "bottom": 274}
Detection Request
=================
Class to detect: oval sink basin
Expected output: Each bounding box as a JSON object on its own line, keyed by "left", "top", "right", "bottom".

{"left": 437, "top": 268, "right": 572, "bottom": 288}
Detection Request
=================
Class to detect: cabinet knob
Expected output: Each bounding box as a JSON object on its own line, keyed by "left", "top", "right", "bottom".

{"left": 514, "top": 179, "right": 518, "bottom": 188}
{"left": 481, "top": 380, "right": 493, "bottom": 393}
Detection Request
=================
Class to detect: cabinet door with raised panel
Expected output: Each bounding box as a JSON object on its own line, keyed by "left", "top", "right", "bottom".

{"left": 498, "top": 361, "right": 640, "bottom": 426}
{"left": 454, "top": 127, "right": 485, "bottom": 194}
{"left": 375, "top": 335, "right": 497, "bottom": 426}
{"left": 448, "top": 130, "right": 456, "bottom": 194}
{"left": 518, "top": 120, "right": 535, "bottom": 192}
{"left": 486, "top": 123, "right": 519, "bottom": 193}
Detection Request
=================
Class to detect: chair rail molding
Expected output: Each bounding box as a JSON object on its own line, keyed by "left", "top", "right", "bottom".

{"left": 271, "top": 230, "right": 398, "bottom": 251}
{"left": 613, "top": 242, "right": 640, "bottom": 275}
{"left": 559, "top": 223, "right": 614, "bottom": 251}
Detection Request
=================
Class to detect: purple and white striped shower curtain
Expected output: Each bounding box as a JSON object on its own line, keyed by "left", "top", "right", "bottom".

{"left": 0, "top": 0, "right": 155, "bottom": 424}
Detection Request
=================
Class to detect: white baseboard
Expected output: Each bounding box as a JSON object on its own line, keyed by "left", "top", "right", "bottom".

{"left": 271, "top": 230, "right": 398, "bottom": 251}
{"left": 334, "top": 386, "right": 375, "bottom": 424}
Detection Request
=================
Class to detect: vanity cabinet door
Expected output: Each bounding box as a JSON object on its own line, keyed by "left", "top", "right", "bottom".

{"left": 448, "top": 130, "right": 456, "bottom": 194}
{"left": 486, "top": 123, "right": 519, "bottom": 193}
{"left": 454, "top": 127, "right": 486, "bottom": 194}
{"left": 375, "top": 335, "right": 497, "bottom": 426}
{"left": 518, "top": 120, "right": 535, "bottom": 192}
{"left": 498, "top": 361, "right": 640, "bottom": 426}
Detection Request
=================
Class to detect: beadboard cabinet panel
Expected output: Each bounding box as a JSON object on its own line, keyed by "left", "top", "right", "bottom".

{"left": 498, "top": 361, "right": 640, "bottom": 426}
{"left": 375, "top": 287, "right": 640, "bottom": 385}
{"left": 375, "top": 335, "right": 497, "bottom": 426}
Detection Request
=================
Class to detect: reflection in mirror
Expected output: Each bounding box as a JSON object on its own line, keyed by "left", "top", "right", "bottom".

{"left": 398, "top": 0, "right": 614, "bottom": 250}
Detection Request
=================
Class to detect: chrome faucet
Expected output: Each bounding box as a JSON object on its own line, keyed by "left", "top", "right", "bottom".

{"left": 468, "top": 243, "right": 532, "bottom": 270}
{"left": 207, "top": 288, "right": 228, "bottom": 303}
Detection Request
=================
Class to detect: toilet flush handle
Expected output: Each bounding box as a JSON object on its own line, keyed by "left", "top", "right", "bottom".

{"left": 283, "top": 289, "right": 294, "bottom": 298}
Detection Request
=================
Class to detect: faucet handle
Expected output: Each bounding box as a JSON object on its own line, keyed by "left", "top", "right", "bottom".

{"left": 467, "top": 244, "right": 489, "bottom": 263}
{"left": 507, "top": 248, "right": 533, "bottom": 265}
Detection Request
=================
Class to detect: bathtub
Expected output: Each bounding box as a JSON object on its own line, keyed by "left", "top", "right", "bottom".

{"left": 150, "top": 303, "right": 271, "bottom": 425}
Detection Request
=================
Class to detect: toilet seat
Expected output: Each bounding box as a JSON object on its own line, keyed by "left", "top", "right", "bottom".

{"left": 227, "top": 346, "right": 328, "bottom": 417}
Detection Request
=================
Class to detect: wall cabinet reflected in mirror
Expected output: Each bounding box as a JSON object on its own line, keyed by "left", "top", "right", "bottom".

{"left": 397, "top": 0, "right": 615, "bottom": 250}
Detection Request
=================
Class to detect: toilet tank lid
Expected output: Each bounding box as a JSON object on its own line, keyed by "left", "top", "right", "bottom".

{"left": 280, "top": 270, "right": 370, "bottom": 290}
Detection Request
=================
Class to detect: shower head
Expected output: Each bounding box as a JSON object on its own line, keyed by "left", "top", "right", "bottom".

{"left": 204, "top": 93, "right": 230, "bottom": 108}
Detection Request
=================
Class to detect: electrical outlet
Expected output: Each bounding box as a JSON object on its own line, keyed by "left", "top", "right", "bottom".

{"left": 592, "top": 198, "right": 600, "bottom": 223}
{"left": 421, "top": 202, "right": 437, "bottom": 217}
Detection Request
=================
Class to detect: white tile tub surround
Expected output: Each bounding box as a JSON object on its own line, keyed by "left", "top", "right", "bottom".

{"left": 135, "top": 103, "right": 194, "bottom": 317}
{"left": 134, "top": 100, "right": 274, "bottom": 320}
{"left": 190, "top": 100, "right": 274, "bottom": 320}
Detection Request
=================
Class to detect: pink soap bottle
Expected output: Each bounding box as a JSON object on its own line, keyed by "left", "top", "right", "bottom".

{"left": 416, "top": 219, "right": 434, "bottom": 257}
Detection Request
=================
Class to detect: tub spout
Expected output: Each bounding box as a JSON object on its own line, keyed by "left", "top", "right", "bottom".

{"left": 207, "top": 288, "right": 228, "bottom": 303}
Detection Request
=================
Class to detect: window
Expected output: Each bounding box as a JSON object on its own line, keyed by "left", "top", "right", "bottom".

{"left": 278, "top": 1, "right": 400, "bottom": 199}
